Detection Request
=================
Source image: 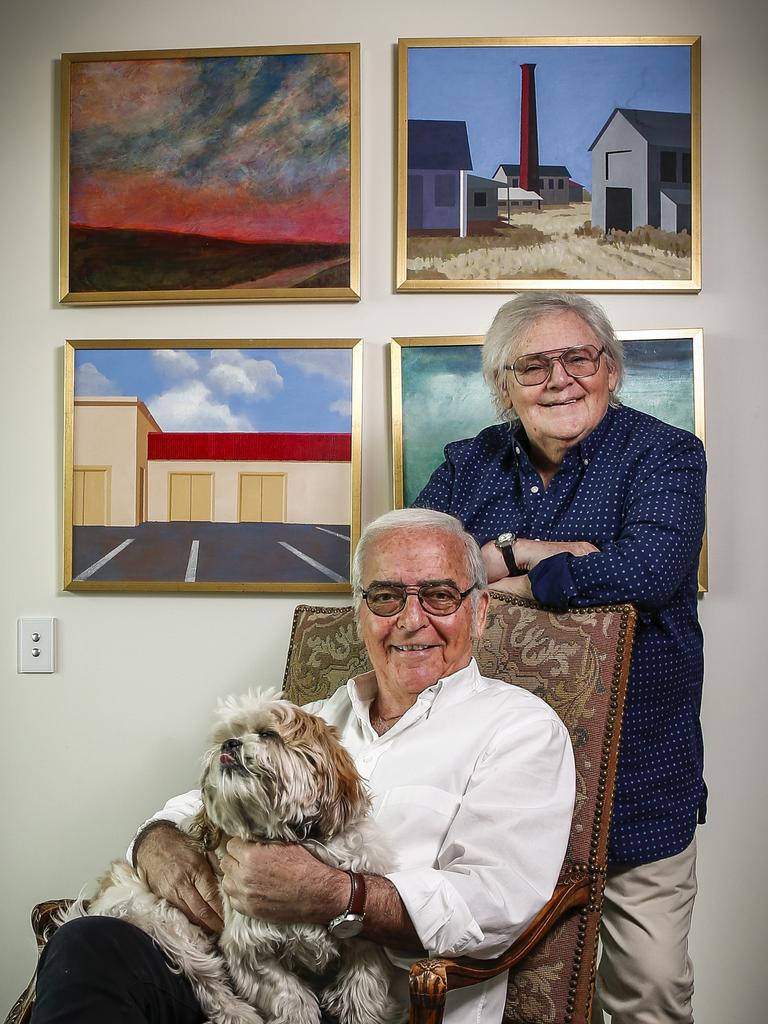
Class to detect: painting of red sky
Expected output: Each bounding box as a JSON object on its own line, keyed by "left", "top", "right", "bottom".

{"left": 65, "top": 50, "right": 355, "bottom": 296}
{"left": 70, "top": 53, "right": 350, "bottom": 244}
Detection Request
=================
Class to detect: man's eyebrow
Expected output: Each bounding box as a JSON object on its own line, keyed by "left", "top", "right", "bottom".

{"left": 365, "top": 578, "right": 460, "bottom": 588}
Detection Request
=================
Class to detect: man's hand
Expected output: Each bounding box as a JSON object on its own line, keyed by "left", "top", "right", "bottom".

{"left": 220, "top": 839, "right": 349, "bottom": 925}
{"left": 134, "top": 821, "right": 224, "bottom": 933}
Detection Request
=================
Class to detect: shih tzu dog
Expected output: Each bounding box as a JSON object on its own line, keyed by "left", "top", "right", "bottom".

{"left": 64, "top": 693, "right": 401, "bottom": 1024}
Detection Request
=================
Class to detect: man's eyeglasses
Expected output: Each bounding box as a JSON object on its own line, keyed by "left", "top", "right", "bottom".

{"left": 506, "top": 344, "right": 605, "bottom": 387}
{"left": 361, "top": 582, "right": 477, "bottom": 617}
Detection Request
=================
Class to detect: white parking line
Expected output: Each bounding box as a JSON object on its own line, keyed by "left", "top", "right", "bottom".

{"left": 185, "top": 540, "right": 200, "bottom": 582}
{"left": 278, "top": 542, "right": 347, "bottom": 583}
{"left": 314, "top": 527, "right": 350, "bottom": 541}
{"left": 74, "top": 539, "right": 135, "bottom": 581}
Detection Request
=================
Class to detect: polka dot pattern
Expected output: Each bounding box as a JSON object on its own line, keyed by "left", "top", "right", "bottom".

{"left": 413, "top": 405, "right": 707, "bottom": 864}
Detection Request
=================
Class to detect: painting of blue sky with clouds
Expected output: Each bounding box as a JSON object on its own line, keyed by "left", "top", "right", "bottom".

{"left": 400, "top": 38, "right": 699, "bottom": 290}
{"left": 74, "top": 345, "right": 353, "bottom": 433}
{"left": 66, "top": 342, "right": 359, "bottom": 592}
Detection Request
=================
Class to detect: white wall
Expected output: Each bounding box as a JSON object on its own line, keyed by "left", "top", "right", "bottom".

{"left": 2, "top": 0, "right": 766, "bottom": 1018}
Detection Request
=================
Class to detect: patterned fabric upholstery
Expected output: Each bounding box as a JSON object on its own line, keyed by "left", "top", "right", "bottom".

{"left": 5, "top": 593, "right": 633, "bottom": 1024}
{"left": 283, "top": 592, "right": 635, "bottom": 1024}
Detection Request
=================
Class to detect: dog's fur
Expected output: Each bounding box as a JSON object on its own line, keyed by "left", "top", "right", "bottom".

{"left": 64, "top": 693, "right": 401, "bottom": 1024}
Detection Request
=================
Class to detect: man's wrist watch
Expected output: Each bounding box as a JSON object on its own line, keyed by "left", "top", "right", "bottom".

{"left": 328, "top": 870, "right": 366, "bottom": 938}
{"left": 494, "top": 532, "right": 526, "bottom": 577}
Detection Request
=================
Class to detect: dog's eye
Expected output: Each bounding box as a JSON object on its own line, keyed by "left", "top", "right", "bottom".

{"left": 256, "top": 730, "right": 277, "bottom": 740}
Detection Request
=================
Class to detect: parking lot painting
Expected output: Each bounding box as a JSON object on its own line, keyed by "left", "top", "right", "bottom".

{"left": 64, "top": 341, "right": 361, "bottom": 592}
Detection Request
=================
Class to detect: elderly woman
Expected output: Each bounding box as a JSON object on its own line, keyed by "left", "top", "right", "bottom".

{"left": 414, "top": 292, "right": 706, "bottom": 1024}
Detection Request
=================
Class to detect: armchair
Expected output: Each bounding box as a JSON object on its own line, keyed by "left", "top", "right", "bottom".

{"left": 5, "top": 593, "right": 635, "bottom": 1024}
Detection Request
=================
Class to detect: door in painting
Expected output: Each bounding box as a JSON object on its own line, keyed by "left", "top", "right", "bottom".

{"left": 605, "top": 187, "right": 633, "bottom": 233}
{"left": 239, "top": 474, "right": 286, "bottom": 523}
{"left": 408, "top": 174, "right": 424, "bottom": 229}
{"left": 169, "top": 473, "right": 213, "bottom": 522}
{"left": 73, "top": 468, "right": 109, "bottom": 526}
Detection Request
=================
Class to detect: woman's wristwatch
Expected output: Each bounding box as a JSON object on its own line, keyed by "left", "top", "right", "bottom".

{"left": 494, "top": 532, "right": 527, "bottom": 577}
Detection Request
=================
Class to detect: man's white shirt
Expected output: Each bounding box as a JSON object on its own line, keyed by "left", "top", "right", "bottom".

{"left": 134, "top": 659, "right": 575, "bottom": 1024}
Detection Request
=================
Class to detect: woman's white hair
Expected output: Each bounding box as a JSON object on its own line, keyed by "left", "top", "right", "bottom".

{"left": 482, "top": 292, "right": 625, "bottom": 422}
{"left": 352, "top": 508, "right": 487, "bottom": 626}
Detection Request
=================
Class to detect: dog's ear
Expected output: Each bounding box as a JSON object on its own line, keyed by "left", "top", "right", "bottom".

{"left": 312, "top": 720, "right": 371, "bottom": 837}
{"left": 185, "top": 809, "right": 223, "bottom": 852}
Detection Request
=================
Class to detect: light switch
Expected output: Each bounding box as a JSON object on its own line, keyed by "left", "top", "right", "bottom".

{"left": 18, "top": 617, "right": 56, "bottom": 673}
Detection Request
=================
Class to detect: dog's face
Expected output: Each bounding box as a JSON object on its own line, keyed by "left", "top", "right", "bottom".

{"left": 192, "top": 694, "right": 370, "bottom": 847}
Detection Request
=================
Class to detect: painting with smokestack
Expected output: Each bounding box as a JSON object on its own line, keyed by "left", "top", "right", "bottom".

{"left": 398, "top": 38, "right": 700, "bottom": 292}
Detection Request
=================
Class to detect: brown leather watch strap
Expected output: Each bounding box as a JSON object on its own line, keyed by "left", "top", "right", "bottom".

{"left": 347, "top": 870, "right": 367, "bottom": 916}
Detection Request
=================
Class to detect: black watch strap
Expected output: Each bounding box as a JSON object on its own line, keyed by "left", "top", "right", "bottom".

{"left": 495, "top": 533, "right": 526, "bottom": 577}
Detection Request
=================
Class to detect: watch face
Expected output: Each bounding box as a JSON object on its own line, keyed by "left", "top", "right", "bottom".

{"left": 497, "top": 532, "right": 514, "bottom": 546}
{"left": 329, "top": 914, "right": 364, "bottom": 938}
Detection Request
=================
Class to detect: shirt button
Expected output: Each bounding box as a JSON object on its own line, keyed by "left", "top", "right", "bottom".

{"left": 530, "top": 485, "right": 539, "bottom": 494}
{"left": 583, "top": 458, "right": 589, "bottom": 466}
{"left": 515, "top": 446, "right": 521, "bottom": 455}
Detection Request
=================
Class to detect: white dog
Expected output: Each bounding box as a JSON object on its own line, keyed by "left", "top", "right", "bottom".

{"left": 64, "top": 693, "right": 401, "bottom": 1024}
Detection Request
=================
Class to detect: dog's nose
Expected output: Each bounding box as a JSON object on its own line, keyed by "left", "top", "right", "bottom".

{"left": 221, "top": 738, "right": 242, "bottom": 752}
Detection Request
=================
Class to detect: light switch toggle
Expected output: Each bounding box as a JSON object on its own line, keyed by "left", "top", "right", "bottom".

{"left": 18, "top": 618, "right": 56, "bottom": 673}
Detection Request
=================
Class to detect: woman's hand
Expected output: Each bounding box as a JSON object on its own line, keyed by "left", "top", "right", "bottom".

{"left": 134, "top": 821, "right": 224, "bottom": 933}
{"left": 481, "top": 540, "right": 512, "bottom": 583}
{"left": 514, "top": 538, "right": 599, "bottom": 572}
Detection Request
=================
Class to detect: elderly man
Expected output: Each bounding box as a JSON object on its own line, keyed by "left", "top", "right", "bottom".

{"left": 31, "top": 509, "right": 574, "bottom": 1024}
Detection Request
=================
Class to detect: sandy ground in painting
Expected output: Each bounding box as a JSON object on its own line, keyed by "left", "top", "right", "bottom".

{"left": 230, "top": 256, "right": 350, "bottom": 288}
{"left": 407, "top": 202, "right": 692, "bottom": 281}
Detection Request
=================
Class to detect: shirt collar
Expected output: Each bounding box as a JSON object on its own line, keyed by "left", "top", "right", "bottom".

{"left": 511, "top": 403, "right": 616, "bottom": 470}
{"left": 346, "top": 657, "right": 484, "bottom": 722}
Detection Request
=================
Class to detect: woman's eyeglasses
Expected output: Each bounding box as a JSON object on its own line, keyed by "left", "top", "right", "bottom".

{"left": 506, "top": 344, "right": 605, "bottom": 387}
{"left": 361, "top": 582, "right": 476, "bottom": 617}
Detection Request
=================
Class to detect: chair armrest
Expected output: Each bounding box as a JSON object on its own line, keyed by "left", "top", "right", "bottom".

{"left": 408, "top": 872, "right": 591, "bottom": 1024}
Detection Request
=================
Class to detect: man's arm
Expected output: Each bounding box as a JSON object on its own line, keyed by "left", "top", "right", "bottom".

{"left": 134, "top": 820, "right": 224, "bottom": 933}
{"left": 220, "top": 838, "right": 422, "bottom": 953}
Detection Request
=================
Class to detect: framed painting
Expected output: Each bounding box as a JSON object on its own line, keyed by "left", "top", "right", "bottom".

{"left": 391, "top": 330, "right": 707, "bottom": 589}
{"left": 60, "top": 44, "right": 360, "bottom": 303}
{"left": 64, "top": 339, "right": 362, "bottom": 591}
{"left": 396, "top": 37, "right": 701, "bottom": 293}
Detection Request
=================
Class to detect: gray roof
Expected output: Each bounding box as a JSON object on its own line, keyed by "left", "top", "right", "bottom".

{"left": 495, "top": 163, "right": 571, "bottom": 177}
{"left": 589, "top": 109, "right": 691, "bottom": 151}
{"left": 468, "top": 174, "right": 503, "bottom": 188}
{"left": 408, "top": 120, "right": 472, "bottom": 171}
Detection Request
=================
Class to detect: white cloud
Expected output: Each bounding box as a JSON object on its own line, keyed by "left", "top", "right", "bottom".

{"left": 207, "top": 350, "right": 284, "bottom": 399}
{"left": 280, "top": 348, "right": 351, "bottom": 384}
{"left": 148, "top": 381, "right": 253, "bottom": 431}
{"left": 329, "top": 398, "right": 352, "bottom": 416}
{"left": 152, "top": 349, "right": 200, "bottom": 378}
{"left": 75, "top": 362, "right": 117, "bottom": 396}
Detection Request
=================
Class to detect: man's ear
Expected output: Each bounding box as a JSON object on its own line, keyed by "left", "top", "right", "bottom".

{"left": 473, "top": 589, "right": 491, "bottom": 640}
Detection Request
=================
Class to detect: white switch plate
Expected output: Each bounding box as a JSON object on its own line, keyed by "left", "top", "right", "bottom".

{"left": 18, "top": 617, "right": 56, "bottom": 673}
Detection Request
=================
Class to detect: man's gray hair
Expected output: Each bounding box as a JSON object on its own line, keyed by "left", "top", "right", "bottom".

{"left": 482, "top": 292, "right": 625, "bottom": 422}
{"left": 352, "top": 508, "right": 488, "bottom": 625}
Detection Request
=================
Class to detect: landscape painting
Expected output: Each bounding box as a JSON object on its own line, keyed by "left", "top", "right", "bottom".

{"left": 60, "top": 45, "right": 360, "bottom": 303}
{"left": 64, "top": 339, "right": 362, "bottom": 591}
{"left": 390, "top": 330, "right": 706, "bottom": 588}
{"left": 397, "top": 37, "right": 700, "bottom": 292}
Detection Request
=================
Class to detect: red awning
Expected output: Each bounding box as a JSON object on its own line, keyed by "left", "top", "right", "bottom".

{"left": 148, "top": 432, "right": 351, "bottom": 462}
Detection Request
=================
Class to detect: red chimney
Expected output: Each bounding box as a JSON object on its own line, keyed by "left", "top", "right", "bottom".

{"left": 519, "top": 63, "right": 540, "bottom": 192}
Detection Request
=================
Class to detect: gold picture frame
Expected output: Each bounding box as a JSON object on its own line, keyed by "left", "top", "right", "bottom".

{"left": 64, "top": 339, "right": 362, "bottom": 592}
{"left": 391, "top": 330, "right": 707, "bottom": 590}
{"left": 396, "top": 36, "right": 701, "bottom": 293}
{"left": 60, "top": 44, "right": 360, "bottom": 303}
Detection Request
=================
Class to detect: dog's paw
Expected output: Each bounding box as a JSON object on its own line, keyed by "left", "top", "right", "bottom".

{"left": 215, "top": 1005, "right": 265, "bottom": 1024}
{"left": 268, "top": 989, "right": 321, "bottom": 1024}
